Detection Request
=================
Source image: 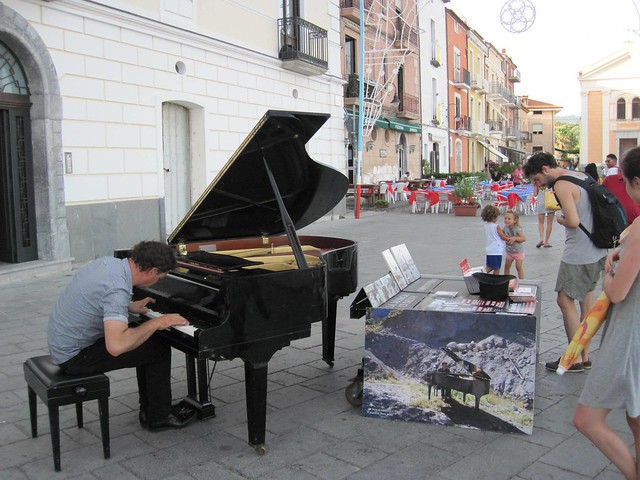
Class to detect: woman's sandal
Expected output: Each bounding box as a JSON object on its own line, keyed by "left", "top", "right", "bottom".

{"left": 543, "top": 244, "right": 552, "bottom": 248}
{"left": 536, "top": 241, "right": 544, "bottom": 248}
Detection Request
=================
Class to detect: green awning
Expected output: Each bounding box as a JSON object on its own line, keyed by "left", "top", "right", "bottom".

{"left": 345, "top": 112, "right": 388, "bottom": 132}
{"left": 381, "top": 117, "right": 421, "bottom": 134}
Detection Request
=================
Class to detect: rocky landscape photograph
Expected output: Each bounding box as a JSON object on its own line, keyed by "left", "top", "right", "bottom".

{"left": 362, "top": 307, "right": 537, "bottom": 434}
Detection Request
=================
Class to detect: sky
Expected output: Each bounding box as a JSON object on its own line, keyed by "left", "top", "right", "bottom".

{"left": 445, "top": 0, "right": 640, "bottom": 116}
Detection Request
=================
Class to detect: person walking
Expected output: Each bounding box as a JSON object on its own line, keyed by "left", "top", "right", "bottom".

{"left": 503, "top": 210, "right": 526, "bottom": 279}
{"left": 573, "top": 146, "right": 640, "bottom": 480}
{"left": 480, "top": 205, "right": 509, "bottom": 274}
{"left": 534, "top": 183, "right": 555, "bottom": 248}
{"left": 524, "top": 152, "right": 607, "bottom": 373}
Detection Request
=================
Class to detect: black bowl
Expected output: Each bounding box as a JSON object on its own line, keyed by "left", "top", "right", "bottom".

{"left": 472, "top": 272, "right": 516, "bottom": 300}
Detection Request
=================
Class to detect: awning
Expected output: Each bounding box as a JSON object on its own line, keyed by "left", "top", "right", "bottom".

{"left": 345, "top": 111, "right": 389, "bottom": 133}
{"left": 381, "top": 117, "right": 421, "bottom": 134}
{"left": 500, "top": 145, "right": 528, "bottom": 156}
{"left": 478, "top": 140, "right": 508, "bottom": 162}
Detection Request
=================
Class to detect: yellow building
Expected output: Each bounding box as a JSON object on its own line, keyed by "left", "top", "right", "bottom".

{"left": 522, "top": 97, "right": 562, "bottom": 155}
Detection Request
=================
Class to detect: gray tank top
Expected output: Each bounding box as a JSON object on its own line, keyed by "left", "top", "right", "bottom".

{"left": 560, "top": 172, "right": 608, "bottom": 264}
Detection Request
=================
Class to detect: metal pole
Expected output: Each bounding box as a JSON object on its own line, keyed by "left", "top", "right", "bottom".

{"left": 355, "top": 0, "right": 365, "bottom": 219}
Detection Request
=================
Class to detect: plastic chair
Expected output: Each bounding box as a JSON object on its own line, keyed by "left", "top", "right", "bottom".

{"left": 412, "top": 192, "right": 428, "bottom": 213}
{"left": 494, "top": 193, "right": 509, "bottom": 213}
{"left": 394, "top": 182, "right": 408, "bottom": 202}
{"left": 379, "top": 182, "right": 394, "bottom": 203}
{"left": 438, "top": 191, "right": 452, "bottom": 214}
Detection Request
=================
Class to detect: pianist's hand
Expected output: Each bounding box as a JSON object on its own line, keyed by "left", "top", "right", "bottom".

{"left": 155, "top": 313, "right": 190, "bottom": 330}
{"left": 128, "top": 297, "right": 156, "bottom": 314}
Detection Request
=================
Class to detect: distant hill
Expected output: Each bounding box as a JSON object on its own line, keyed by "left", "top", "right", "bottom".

{"left": 556, "top": 115, "right": 580, "bottom": 124}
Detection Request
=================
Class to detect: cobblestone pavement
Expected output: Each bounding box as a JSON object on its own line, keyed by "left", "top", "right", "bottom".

{"left": 0, "top": 203, "right": 626, "bottom": 479}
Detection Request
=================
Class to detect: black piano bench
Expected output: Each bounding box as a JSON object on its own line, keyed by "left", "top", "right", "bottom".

{"left": 23, "top": 355, "right": 111, "bottom": 472}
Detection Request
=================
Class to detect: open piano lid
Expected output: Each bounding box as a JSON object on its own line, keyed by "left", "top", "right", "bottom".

{"left": 168, "top": 110, "right": 348, "bottom": 244}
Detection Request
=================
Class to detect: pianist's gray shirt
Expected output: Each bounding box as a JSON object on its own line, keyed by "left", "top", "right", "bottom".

{"left": 47, "top": 257, "right": 132, "bottom": 364}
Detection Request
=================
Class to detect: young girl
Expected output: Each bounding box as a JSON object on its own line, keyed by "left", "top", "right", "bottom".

{"left": 503, "top": 210, "right": 527, "bottom": 279}
{"left": 480, "top": 205, "right": 510, "bottom": 274}
{"left": 573, "top": 146, "right": 640, "bottom": 480}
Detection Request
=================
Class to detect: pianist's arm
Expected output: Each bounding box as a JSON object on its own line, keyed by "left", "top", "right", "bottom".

{"left": 103, "top": 312, "right": 189, "bottom": 357}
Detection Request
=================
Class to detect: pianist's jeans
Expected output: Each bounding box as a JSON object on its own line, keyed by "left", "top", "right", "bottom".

{"left": 60, "top": 335, "right": 172, "bottom": 423}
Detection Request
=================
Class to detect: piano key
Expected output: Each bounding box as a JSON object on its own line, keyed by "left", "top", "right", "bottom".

{"left": 143, "top": 309, "right": 197, "bottom": 336}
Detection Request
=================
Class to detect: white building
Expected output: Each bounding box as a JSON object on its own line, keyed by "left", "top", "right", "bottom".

{"left": 0, "top": 0, "right": 345, "bottom": 264}
{"left": 418, "top": 0, "right": 449, "bottom": 174}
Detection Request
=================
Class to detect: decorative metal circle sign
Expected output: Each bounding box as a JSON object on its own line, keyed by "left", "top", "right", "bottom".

{"left": 500, "top": 0, "right": 536, "bottom": 33}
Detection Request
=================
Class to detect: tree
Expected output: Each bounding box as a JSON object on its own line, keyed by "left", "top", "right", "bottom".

{"left": 555, "top": 122, "right": 580, "bottom": 157}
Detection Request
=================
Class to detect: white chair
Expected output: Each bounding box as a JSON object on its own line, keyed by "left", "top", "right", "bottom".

{"left": 379, "top": 182, "right": 394, "bottom": 203}
{"left": 437, "top": 191, "right": 452, "bottom": 214}
{"left": 523, "top": 193, "right": 534, "bottom": 215}
{"left": 412, "top": 192, "right": 429, "bottom": 214}
{"left": 394, "top": 182, "right": 408, "bottom": 202}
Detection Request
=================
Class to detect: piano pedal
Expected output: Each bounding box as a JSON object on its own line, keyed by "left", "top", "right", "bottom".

{"left": 344, "top": 368, "right": 363, "bottom": 407}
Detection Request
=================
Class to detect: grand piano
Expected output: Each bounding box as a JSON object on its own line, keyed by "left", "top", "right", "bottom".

{"left": 428, "top": 347, "right": 491, "bottom": 412}
{"left": 118, "top": 110, "right": 357, "bottom": 453}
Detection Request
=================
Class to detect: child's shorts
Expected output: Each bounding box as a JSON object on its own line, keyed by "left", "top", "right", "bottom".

{"left": 486, "top": 255, "right": 502, "bottom": 270}
{"left": 505, "top": 252, "right": 525, "bottom": 261}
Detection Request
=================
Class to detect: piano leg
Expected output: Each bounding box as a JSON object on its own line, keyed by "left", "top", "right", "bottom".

{"left": 321, "top": 299, "right": 337, "bottom": 367}
{"left": 182, "top": 354, "right": 216, "bottom": 420}
{"left": 244, "top": 360, "right": 268, "bottom": 454}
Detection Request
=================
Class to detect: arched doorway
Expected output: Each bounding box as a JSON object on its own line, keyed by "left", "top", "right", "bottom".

{"left": 0, "top": 40, "right": 37, "bottom": 263}
{"left": 0, "top": 3, "right": 70, "bottom": 264}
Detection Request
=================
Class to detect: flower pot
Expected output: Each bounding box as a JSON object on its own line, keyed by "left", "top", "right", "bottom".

{"left": 453, "top": 204, "right": 478, "bottom": 216}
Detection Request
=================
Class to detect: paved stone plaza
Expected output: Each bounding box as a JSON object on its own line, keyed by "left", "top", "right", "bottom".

{"left": 0, "top": 206, "right": 627, "bottom": 479}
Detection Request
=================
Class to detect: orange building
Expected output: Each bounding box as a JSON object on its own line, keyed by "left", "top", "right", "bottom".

{"left": 579, "top": 41, "right": 640, "bottom": 164}
{"left": 445, "top": 9, "right": 470, "bottom": 172}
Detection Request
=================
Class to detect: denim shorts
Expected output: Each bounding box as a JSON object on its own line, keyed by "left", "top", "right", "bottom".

{"left": 486, "top": 255, "right": 503, "bottom": 270}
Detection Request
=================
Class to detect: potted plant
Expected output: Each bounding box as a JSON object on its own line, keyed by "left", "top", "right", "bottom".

{"left": 451, "top": 178, "right": 480, "bottom": 216}
{"left": 374, "top": 199, "right": 389, "bottom": 209}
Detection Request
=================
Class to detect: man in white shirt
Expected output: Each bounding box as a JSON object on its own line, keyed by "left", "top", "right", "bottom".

{"left": 605, "top": 153, "right": 619, "bottom": 176}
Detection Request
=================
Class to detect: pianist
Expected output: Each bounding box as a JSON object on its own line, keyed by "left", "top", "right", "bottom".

{"left": 47, "top": 240, "right": 196, "bottom": 432}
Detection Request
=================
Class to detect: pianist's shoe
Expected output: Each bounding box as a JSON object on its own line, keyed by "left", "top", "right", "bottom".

{"left": 139, "top": 405, "right": 196, "bottom": 432}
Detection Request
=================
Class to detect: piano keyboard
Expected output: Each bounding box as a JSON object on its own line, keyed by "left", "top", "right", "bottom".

{"left": 144, "top": 310, "right": 198, "bottom": 337}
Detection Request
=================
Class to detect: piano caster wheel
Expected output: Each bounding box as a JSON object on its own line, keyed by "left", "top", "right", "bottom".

{"left": 254, "top": 445, "right": 266, "bottom": 455}
{"left": 345, "top": 380, "right": 363, "bottom": 407}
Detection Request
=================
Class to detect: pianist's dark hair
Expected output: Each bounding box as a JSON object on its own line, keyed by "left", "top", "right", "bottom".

{"left": 523, "top": 151, "right": 557, "bottom": 178}
{"left": 130, "top": 241, "right": 176, "bottom": 273}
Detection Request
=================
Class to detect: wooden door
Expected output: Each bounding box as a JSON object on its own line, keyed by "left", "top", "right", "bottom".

{"left": 162, "top": 103, "right": 191, "bottom": 236}
{"left": 0, "top": 107, "right": 37, "bottom": 263}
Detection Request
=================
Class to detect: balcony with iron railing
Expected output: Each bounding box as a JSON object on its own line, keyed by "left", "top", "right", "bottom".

{"left": 508, "top": 68, "right": 521, "bottom": 82}
{"left": 519, "top": 130, "right": 533, "bottom": 142}
{"left": 453, "top": 115, "right": 470, "bottom": 133}
{"left": 488, "top": 119, "right": 504, "bottom": 135}
{"left": 278, "top": 17, "right": 328, "bottom": 76}
{"left": 340, "top": 0, "right": 374, "bottom": 23}
{"left": 471, "top": 120, "right": 489, "bottom": 138}
{"left": 488, "top": 83, "right": 516, "bottom": 106}
{"left": 397, "top": 92, "right": 419, "bottom": 120}
{"left": 452, "top": 68, "right": 470, "bottom": 88}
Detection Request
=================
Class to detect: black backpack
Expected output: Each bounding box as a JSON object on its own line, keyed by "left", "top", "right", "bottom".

{"left": 553, "top": 174, "right": 627, "bottom": 249}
